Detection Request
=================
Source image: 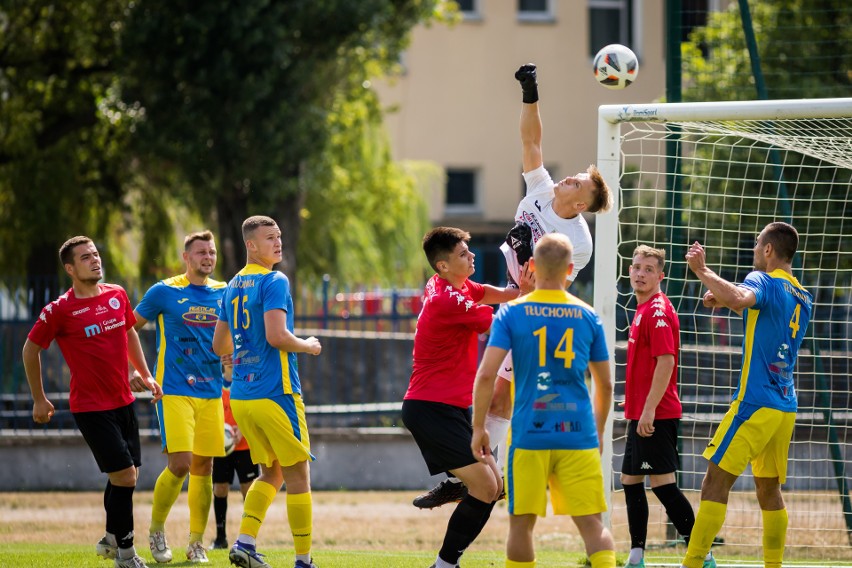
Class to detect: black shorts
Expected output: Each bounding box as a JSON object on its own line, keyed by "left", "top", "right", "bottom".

{"left": 401, "top": 399, "right": 477, "bottom": 476}
{"left": 621, "top": 418, "right": 681, "bottom": 476}
{"left": 212, "top": 449, "right": 259, "bottom": 485}
{"left": 73, "top": 403, "right": 142, "bottom": 474}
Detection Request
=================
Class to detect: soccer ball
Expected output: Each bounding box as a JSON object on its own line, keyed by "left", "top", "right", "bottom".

{"left": 224, "top": 423, "right": 236, "bottom": 455}
{"left": 593, "top": 44, "right": 639, "bottom": 90}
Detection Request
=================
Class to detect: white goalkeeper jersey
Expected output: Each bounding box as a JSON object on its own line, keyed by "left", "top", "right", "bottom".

{"left": 500, "top": 165, "right": 593, "bottom": 283}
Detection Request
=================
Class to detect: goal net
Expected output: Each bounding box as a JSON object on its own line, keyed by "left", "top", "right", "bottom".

{"left": 595, "top": 98, "right": 852, "bottom": 565}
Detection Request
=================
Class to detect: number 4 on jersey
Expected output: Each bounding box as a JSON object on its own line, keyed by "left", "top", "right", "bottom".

{"left": 534, "top": 326, "right": 576, "bottom": 368}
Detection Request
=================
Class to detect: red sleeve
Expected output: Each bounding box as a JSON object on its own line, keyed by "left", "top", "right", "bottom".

{"left": 465, "top": 279, "right": 486, "bottom": 303}
{"left": 27, "top": 302, "right": 61, "bottom": 350}
{"left": 648, "top": 308, "right": 676, "bottom": 358}
{"left": 433, "top": 291, "right": 494, "bottom": 334}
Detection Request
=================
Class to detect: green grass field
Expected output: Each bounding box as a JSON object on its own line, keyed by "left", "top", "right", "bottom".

{"left": 0, "top": 543, "right": 594, "bottom": 567}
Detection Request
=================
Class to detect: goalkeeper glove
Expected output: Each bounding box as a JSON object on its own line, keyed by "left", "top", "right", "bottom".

{"left": 515, "top": 63, "right": 539, "bottom": 104}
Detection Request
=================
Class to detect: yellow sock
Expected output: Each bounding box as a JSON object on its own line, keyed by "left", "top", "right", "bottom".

{"left": 286, "top": 492, "right": 313, "bottom": 556}
{"left": 762, "top": 508, "right": 788, "bottom": 568}
{"left": 683, "top": 500, "right": 727, "bottom": 568}
{"left": 239, "top": 480, "right": 278, "bottom": 539}
{"left": 506, "top": 559, "right": 535, "bottom": 568}
{"left": 150, "top": 468, "right": 185, "bottom": 532}
{"left": 589, "top": 550, "right": 616, "bottom": 568}
{"left": 188, "top": 474, "right": 213, "bottom": 542}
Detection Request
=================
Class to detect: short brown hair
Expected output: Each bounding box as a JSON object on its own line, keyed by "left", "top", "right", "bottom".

{"left": 59, "top": 236, "right": 94, "bottom": 266}
{"left": 184, "top": 230, "right": 215, "bottom": 251}
{"left": 586, "top": 164, "right": 613, "bottom": 214}
{"left": 533, "top": 233, "right": 574, "bottom": 279}
{"left": 633, "top": 244, "right": 666, "bottom": 270}
{"left": 242, "top": 216, "right": 277, "bottom": 240}
{"left": 760, "top": 221, "right": 799, "bottom": 262}
{"left": 422, "top": 226, "right": 471, "bottom": 272}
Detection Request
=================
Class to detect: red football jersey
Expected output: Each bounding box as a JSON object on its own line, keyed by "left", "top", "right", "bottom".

{"left": 28, "top": 284, "right": 137, "bottom": 413}
{"left": 404, "top": 274, "right": 493, "bottom": 409}
{"left": 624, "top": 291, "right": 682, "bottom": 420}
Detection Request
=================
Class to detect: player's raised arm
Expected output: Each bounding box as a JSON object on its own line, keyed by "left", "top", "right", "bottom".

{"left": 685, "top": 241, "right": 755, "bottom": 314}
{"left": 516, "top": 64, "right": 544, "bottom": 174}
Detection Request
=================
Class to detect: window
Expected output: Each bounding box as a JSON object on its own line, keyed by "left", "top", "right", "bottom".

{"left": 518, "top": 0, "right": 554, "bottom": 22}
{"left": 445, "top": 169, "right": 478, "bottom": 212}
{"left": 455, "top": 0, "right": 481, "bottom": 20}
{"left": 589, "top": 0, "right": 634, "bottom": 57}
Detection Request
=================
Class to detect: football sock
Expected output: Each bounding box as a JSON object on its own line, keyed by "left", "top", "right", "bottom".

{"left": 484, "top": 413, "right": 511, "bottom": 470}
{"left": 150, "top": 467, "right": 185, "bottom": 533}
{"left": 652, "top": 483, "right": 696, "bottom": 543}
{"left": 432, "top": 557, "right": 455, "bottom": 568}
{"left": 239, "top": 480, "right": 278, "bottom": 539}
{"left": 286, "top": 492, "right": 313, "bottom": 557}
{"left": 589, "top": 549, "right": 617, "bottom": 568}
{"left": 623, "top": 482, "right": 648, "bottom": 551}
{"left": 187, "top": 473, "right": 213, "bottom": 542}
{"left": 439, "top": 495, "right": 493, "bottom": 564}
{"left": 682, "top": 500, "right": 727, "bottom": 568}
{"left": 103, "top": 481, "right": 115, "bottom": 536}
{"left": 108, "top": 484, "right": 136, "bottom": 550}
{"left": 762, "top": 508, "right": 788, "bottom": 568}
{"left": 214, "top": 495, "right": 228, "bottom": 538}
{"left": 506, "top": 560, "right": 535, "bottom": 568}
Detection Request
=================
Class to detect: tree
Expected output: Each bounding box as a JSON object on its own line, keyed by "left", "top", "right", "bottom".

{"left": 120, "top": 0, "right": 446, "bottom": 278}
{"left": 0, "top": 0, "right": 135, "bottom": 310}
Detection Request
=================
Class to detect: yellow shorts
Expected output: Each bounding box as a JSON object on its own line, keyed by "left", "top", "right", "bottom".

{"left": 703, "top": 400, "right": 795, "bottom": 483}
{"left": 231, "top": 395, "right": 313, "bottom": 468}
{"left": 507, "top": 447, "right": 607, "bottom": 517}
{"left": 158, "top": 395, "right": 225, "bottom": 457}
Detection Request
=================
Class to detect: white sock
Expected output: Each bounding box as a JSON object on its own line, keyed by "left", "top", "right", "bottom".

{"left": 628, "top": 547, "right": 644, "bottom": 564}
{"left": 296, "top": 552, "right": 311, "bottom": 564}
{"left": 706, "top": 551, "right": 714, "bottom": 561}
{"left": 484, "top": 413, "right": 511, "bottom": 470}
{"left": 237, "top": 534, "right": 256, "bottom": 546}
{"left": 447, "top": 477, "right": 463, "bottom": 484}
{"left": 434, "top": 556, "right": 455, "bottom": 568}
{"left": 105, "top": 532, "right": 117, "bottom": 546}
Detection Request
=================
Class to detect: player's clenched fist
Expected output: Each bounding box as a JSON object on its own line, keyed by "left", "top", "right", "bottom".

{"left": 515, "top": 63, "right": 538, "bottom": 103}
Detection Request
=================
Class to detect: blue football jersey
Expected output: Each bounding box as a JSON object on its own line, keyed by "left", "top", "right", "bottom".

{"left": 135, "top": 275, "right": 226, "bottom": 397}
{"left": 735, "top": 269, "right": 813, "bottom": 412}
{"left": 219, "top": 265, "right": 302, "bottom": 400}
{"left": 488, "top": 289, "right": 609, "bottom": 450}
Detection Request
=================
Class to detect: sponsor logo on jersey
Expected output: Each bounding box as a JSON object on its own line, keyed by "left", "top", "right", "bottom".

{"left": 84, "top": 324, "right": 102, "bottom": 337}
{"left": 109, "top": 297, "right": 121, "bottom": 310}
{"left": 71, "top": 307, "right": 90, "bottom": 316}
{"left": 655, "top": 319, "right": 668, "bottom": 328}
{"left": 177, "top": 298, "right": 189, "bottom": 304}
{"left": 182, "top": 306, "right": 218, "bottom": 326}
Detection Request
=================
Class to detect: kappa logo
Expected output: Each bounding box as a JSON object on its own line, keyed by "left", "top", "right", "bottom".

{"left": 655, "top": 319, "right": 668, "bottom": 328}
{"left": 653, "top": 309, "right": 665, "bottom": 317}
{"left": 640, "top": 462, "right": 652, "bottom": 470}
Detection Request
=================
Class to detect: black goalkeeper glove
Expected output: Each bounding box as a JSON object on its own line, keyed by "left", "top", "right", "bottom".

{"left": 515, "top": 63, "right": 539, "bottom": 104}
{"left": 506, "top": 222, "right": 533, "bottom": 265}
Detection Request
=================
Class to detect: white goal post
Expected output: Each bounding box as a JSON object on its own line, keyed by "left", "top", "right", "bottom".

{"left": 595, "top": 98, "right": 852, "bottom": 565}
